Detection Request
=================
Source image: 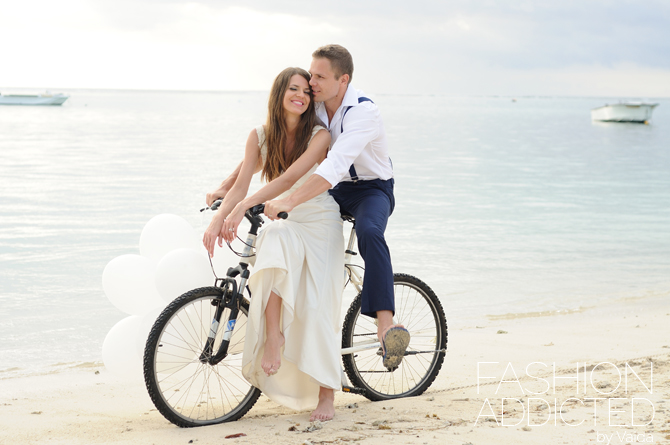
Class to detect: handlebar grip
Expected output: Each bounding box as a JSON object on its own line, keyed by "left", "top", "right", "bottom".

{"left": 250, "top": 204, "right": 288, "bottom": 219}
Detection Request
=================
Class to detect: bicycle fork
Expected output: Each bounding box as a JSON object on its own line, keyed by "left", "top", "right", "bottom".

{"left": 200, "top": 233, "right": 257, "bottom": 366}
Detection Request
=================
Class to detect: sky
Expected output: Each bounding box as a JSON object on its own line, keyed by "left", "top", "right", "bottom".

{"left": 2, "top": 0, "right": 669, "bottom": 97}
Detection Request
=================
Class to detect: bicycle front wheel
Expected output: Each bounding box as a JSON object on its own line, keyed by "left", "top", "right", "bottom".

{"left": 342, "top": 273, "right": 447, "bottom": 401}
{"left": 143, "top": 287, "right": 260, "bottom": 427}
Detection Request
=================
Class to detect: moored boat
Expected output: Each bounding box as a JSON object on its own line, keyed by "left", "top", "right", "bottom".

{"left": 591, "top": 102, "right": 658, "bottom": 124}
{"left": 0, "top": 92, "right": 69, "bottom": 106}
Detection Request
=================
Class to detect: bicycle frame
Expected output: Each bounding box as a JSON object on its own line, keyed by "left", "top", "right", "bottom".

{"left": 341, "top": 223, "right": 381, "bottom": 356}
{"left": 344, "top": 223, "right": 363, "bottom": 294}
{"left": 204, "top": 209, "right": 381, "bottom": 363}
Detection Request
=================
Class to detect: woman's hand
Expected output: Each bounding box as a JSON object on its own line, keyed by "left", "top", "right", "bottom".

{"left": 222, "top": 204, "right": 246, "bottom": 243}
{"left": 203, "top": 212, "right": 226, "bottom": 257}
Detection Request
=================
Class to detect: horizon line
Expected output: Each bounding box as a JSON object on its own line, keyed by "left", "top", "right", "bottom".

{"left": 1, "top": 86, "right": 668, "bottom": 100}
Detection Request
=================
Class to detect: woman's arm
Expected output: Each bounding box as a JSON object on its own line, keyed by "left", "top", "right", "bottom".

{"left": 203, "top": 129, "right": 263, "bottom": 256}
{"left": 221, "top": 129, "right": 331, "bottom": 242}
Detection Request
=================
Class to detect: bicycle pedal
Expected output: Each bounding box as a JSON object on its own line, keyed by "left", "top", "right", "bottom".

{"left": 342, "top": 385, "right": 366, "bottom": 395}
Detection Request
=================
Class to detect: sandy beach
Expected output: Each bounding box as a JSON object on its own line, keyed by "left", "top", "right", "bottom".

{"left": 2, "top": 292, "right": 668, "bottom": 445}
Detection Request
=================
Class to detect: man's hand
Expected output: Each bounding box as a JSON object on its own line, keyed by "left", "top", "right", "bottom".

{"left": 263, "top": 174, "right": 331, "bottom": 219}
{"left": 206, "top": 187, "right": 228, "bottom": 207}
{"left": 264, "top": 198, "right": 295, "bottom": 220}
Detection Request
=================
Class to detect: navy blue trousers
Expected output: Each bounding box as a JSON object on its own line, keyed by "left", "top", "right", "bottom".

{"left": 330, "top": 179, "right": 395, "bottom": 318}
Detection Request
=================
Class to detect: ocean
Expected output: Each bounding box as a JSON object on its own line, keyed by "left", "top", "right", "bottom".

{"left": 1, "top": 89, "right": 669, "bottom": 376}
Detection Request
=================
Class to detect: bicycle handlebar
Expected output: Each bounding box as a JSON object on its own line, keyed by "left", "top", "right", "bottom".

{"left": 247, "top": 203, "right": 288, "bottom": 220}
{"left": 209, "top": 199, "right": 223, "bottom": 211}
{"left": 209, "top": 199, "right": 288, "bottom": 220}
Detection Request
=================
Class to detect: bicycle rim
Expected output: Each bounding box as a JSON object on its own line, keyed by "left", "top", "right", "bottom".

{"left": 143, "top": 287, "right": 260, "bottom": 427}
{"left": 342, "top": 274, "right": 447, "bottom": 400}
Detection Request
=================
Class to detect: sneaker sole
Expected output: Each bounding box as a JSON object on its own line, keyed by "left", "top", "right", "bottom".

{"left": 382, "top": 328, "right": 410, "bottom": 369}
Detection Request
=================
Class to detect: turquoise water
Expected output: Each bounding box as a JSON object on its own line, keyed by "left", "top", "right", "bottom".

{"left": 1, "top": 90, "right": 669, "bottom": 374}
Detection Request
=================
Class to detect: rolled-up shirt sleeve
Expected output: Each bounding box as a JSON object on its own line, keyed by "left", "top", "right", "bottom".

{"left": 314, "top": 104, "right": 380, "bottom": 187}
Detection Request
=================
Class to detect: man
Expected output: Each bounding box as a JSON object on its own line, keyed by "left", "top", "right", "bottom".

{"left": 265, "top": 44, "right": 410, "bottom": 369}
{"left": 206, "top": 45, "right": 409, "bottom": 369}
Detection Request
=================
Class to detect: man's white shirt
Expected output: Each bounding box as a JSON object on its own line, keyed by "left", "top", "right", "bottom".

{"left": 313, "top": 85, "right": 393, "bottom": 187}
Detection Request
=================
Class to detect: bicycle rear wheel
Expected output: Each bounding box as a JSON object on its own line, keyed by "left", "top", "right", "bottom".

{"left": 143, "top": 287, "right": 260, "bottom": 427}
{"left": 342, "top": 273, "right": 447, "bottom": 401}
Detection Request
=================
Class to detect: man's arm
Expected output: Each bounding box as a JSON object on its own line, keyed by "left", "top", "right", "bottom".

{"left": 266, "top": 104, "right": 382, "bottom": 217}
{"left": 221, "top": 130, "right": 331, "bottom": 240}
{"left": 206, "top": 161, "right": 243, "bottom": 206}
{"left": 206, "top": 155, "right": 264, "bottom": 206}
{"left": 263, "top": 174, "right": 331, "bottom": 219}
{"left": 312, "top": 104, "right": 379, "bottom": 187}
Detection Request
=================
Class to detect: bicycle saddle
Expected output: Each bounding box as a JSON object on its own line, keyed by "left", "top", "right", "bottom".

{"left": 340, "top": 212, "right": 355, "bottom": 224}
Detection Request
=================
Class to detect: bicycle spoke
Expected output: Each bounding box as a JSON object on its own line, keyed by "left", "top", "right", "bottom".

{"left": 342, "top": 274, "right": 447, "bottom": 400}
{"left": 145, "top": 290, "right": 260, "bottom": 426}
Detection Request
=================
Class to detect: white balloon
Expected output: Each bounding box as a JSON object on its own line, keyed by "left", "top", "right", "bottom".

{"left": 140, "top": 214, "right": 199, "bottom": 262}
{"left": 102, "top": 315, "right": 143, "bottom": 381}
{"left": 102, "top": 254, "right": 164, "bottom": 315}
{"left": 155, "top": 248, "right": 215, "bottom": 304}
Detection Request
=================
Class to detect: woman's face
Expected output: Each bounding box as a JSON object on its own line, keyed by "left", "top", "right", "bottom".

{"left": 282, "top": 74, "right": 311, "bottom": 116}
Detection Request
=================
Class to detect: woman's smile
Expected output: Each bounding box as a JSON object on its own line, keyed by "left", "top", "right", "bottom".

{"left": 283, "top": 74, "right": 311, "bottom": 115}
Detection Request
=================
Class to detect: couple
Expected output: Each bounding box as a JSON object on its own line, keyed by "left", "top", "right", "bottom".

{"left": 202, "top": 44, "right": 409, "bottom": 422}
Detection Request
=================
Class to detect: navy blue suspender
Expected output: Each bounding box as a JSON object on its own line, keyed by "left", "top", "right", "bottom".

{"left": 341, "top": 96, "right": 373, "bottom": 182}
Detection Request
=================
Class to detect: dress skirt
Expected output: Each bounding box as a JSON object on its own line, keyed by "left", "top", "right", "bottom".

{"left": 241, "top": 192, "right": 344, "bottom": 410}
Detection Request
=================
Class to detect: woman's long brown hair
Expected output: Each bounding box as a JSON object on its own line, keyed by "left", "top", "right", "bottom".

{"left": 261, "top": 67, "right": 321, "bottom": 182}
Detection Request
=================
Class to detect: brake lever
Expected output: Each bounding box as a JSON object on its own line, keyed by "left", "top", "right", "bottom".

{"left": 200, "top": 199, "right": 223, "bottom": 212}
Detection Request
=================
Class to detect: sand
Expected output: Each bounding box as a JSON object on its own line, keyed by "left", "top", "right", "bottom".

{"left": 2, "top": 292, "right": 669, "bottom": 445}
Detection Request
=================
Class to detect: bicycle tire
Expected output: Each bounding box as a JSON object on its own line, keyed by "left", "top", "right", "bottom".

{"left": 143, "top": 287, "right": 260, "bottom": 427}
{"left": 342, "top": 273, "right": 447, "bottom": 401}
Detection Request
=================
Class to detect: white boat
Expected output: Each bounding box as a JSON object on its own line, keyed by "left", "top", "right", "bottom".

{"left": 591, "top": 102, "right": 658, "bottom": 123}
{"left": 0, "top": 92, "right": 69, "bottom": 106}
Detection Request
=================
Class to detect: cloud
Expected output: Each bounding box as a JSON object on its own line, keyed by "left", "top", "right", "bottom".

{"left": 0, "top": 1, "right": 342, "bottom": 90}
{"left": 2, "top": 0, "right": 669, "bottom": 95}
{"left": 329, "top": 1, "right": 670, "bottom": 70}
{"left": 76, "top": 0, "right": 670, "bottom": 71}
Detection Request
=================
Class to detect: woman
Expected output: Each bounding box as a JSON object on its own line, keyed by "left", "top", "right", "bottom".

{"left": 202, "top": 67, "right": 344, "bottom": 422}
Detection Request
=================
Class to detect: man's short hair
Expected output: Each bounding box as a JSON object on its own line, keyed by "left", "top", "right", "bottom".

{"left": 312, "top": 44, "right": 354, "bottom": 84}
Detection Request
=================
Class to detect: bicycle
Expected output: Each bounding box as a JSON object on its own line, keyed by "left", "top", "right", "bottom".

{"left": 143, "top": 203, "right": 448, "bottom": 427}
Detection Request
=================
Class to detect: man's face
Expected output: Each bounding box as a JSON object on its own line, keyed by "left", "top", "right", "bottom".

{"left": 309, "top": 57, "right": 343, "bottom": 103}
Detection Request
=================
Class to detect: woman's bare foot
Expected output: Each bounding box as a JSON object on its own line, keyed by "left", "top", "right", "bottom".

{"left": 309, "top": 387, "right": 335, "bottom": 422}
{"left": 261, "top": 332, "right": 284, "bottom": 376}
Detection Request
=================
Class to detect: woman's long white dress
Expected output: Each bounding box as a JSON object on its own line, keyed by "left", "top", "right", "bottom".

{"left": 241, "top": 125, "right": 344, "bottom": 411}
